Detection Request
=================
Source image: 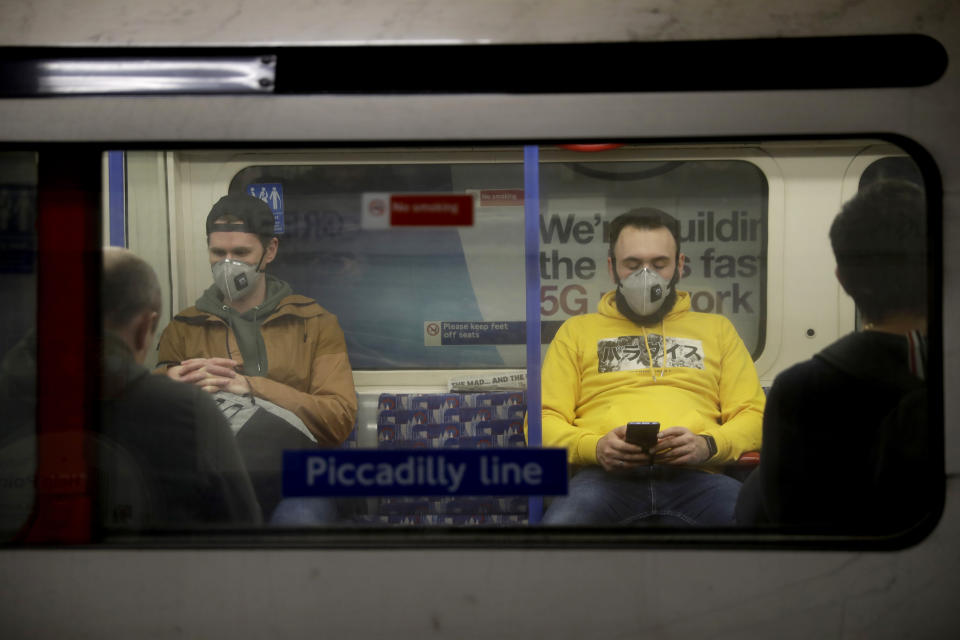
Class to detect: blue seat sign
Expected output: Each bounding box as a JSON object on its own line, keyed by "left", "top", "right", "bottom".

{"left": 247, "top": 182, "right": 285, "bottom": 233}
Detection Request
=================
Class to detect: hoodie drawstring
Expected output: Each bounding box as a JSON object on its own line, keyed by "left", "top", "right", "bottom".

{"left": 223, "top": 310, "right": 234, "bottom": 360}
{"left": 640, "top": 319, "right": 667, "bottom": 381}
{"left": 253, "top": 306, "right": 263, "bottom": 375}
{"left": 658, "top": 318, "right": 666, "bottom": 379}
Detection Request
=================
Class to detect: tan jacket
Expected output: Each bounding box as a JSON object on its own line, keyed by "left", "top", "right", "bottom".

{"left": 156, "top": 295, "right": 357, "bottom": 446}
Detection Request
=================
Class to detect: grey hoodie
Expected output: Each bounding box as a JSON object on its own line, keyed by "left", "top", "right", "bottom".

{"left": 195, "top": 274, "right": 292, "bottom": 377}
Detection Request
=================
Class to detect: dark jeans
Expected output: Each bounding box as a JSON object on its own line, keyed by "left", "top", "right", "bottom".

{"left": 542, "top": 465, "right": 741, "bottom": 526}
{"left": 269, "top": 497, "right": 338, "bottom": 525}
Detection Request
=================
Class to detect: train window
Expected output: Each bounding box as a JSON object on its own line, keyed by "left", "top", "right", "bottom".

{"left": 229, "top": 158, "right": 528, "bottom": 371}
{"left": 860, "top": 156, "right": 923, "bottom": 191}
{"left": 226, "top": 154, "right": 767, "bottom": 370}
{"left": 4, "top": 139, "right": 941, "bottom": 546}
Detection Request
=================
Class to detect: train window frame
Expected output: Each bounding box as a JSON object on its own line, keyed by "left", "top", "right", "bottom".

{"left": 1, "top": 135, "right": 944, "bottom": 550}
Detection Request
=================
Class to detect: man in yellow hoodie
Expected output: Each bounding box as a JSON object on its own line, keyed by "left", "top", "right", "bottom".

{"left": 538, "top": 208, "right": 764, "bottom": 525}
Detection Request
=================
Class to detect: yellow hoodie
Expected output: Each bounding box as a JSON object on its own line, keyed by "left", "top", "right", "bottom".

{"left": 535, "top": 289, "right": 764, "bottom": 467}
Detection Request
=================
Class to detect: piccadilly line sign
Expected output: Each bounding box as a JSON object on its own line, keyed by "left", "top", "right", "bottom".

{"left": 282, "top": 448, "right": 568, "bottom": 497}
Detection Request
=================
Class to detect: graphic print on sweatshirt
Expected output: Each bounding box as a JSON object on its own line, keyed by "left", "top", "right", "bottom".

{"left": 597, "top": 335, "right": 705, "bottom": 373}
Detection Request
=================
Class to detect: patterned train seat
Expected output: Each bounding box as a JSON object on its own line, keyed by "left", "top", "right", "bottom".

{"left": 368, "top": 391, "right": 529, "bottom": 525}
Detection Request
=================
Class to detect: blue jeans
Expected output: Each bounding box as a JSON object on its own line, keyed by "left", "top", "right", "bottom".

{"left": 268, "top": 497, "right": 338, "bottom": 525}
{"left": 542, "top": 465, "right": 741, "bottom": 526}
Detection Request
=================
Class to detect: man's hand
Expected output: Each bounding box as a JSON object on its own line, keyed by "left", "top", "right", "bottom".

{"left": 596, "top": 426, "right": 653, "bottom": 471}
{"left": 650, "top": 426, "right": 711, "bottom": 466}
{"left": 165, "top": 357, "right": 251, "bottom": 395}
{"left": 165, "top": 358, "right": 211, "bottom": 385}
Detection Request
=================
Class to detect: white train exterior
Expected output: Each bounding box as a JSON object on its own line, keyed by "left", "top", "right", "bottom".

{"left": 0, "top": 1, "right": 957, "bottom": 637}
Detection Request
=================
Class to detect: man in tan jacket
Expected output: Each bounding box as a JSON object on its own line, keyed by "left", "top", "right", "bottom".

{"left": 156, "top": 193, "right": 358, "bottom": 520}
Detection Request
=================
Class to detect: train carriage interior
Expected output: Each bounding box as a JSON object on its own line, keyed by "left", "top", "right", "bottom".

{"left": 0, "top": 139, "right": 940, "bottom": 533}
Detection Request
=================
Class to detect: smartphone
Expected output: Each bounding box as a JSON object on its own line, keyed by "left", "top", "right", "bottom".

{"left": 625, "top": 421, "right": 660, "bottom": 452}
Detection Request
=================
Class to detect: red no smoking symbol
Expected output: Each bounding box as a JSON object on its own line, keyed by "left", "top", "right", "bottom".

{"left": 426, "top": 323, "right": 441, "bottom": 336}
{"left": 369, "top": 198, "right": 386, "bottom": 217}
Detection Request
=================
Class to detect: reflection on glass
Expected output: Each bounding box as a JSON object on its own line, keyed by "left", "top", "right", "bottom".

{"left": 0, "top": 152, "right": 38, "bottom": 541}
{"left": 24, "top": 142, "right": 929, "bottom": 539}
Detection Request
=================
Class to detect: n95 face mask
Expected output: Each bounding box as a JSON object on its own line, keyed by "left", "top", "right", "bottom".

{"left": 619, "top": 267, "right": 672, "bottom": 316}
{"left": 212, "top": 258, "right": 262, "bottom": 302}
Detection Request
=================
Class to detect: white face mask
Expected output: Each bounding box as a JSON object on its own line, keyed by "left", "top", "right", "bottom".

{"left": 618, "top": 267, "right": 673, "bottom": 316}
{"left": 211, "top": 258, "right": 262, "bottom": 302}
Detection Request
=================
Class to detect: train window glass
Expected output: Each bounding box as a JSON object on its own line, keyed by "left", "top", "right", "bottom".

{"left": 860, "top": 156, "right": 924, "bottom": 191}
{"left": 229, "top": 160, "right": 527, "bottom": 371}
{"left": 0, "top": 151, "right": 38, "bottom": 541}
{"left": 16, "top": 140, "right": 939, "bottom": 545}
{"left": 113, "top": 144, "right": 777, "bottom": 534}
{"left": 228, "top": 155, "right": 767, "bottom": 370}
{"left": 536, "top": 158, "right": 767, "bottom": 357}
